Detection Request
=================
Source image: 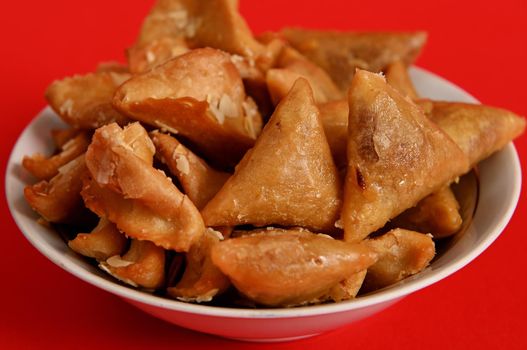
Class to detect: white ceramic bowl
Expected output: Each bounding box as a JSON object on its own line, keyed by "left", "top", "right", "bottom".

{"left": 5, "top": 67, "right": 522, "bottom": 342}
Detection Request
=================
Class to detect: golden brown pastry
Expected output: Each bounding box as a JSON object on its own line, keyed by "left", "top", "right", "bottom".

{"left": 391, "top": 185, "right": 462, "bottom": 239}
{"left": 99, "top": 239, "right": 165, "bottom": 289}
{"left": 281, "top": 28, "right": 427, "bottom": 91}
{"left": 419, "top": 100, "right": 526, "bottom": 166}
{"left": 150, "top": 131, "right": 230, "bottom": 210}
{"left": 68, "top": 218, "right": 127, "bottom": 261}
{"left": 113, "top": 48, "right": 262, "bottom": 167}
{"left": 50, "top": 128, "right": 82, "bottom": 149}
{"left": 201, "top": 78, "right": 342, "bottom": 233}
{"left": 210, "top": 228, "right": 377, "bottom": 307}
{"left": 82, "top": 123, "right": 204, "bottom": 252}
{"left": 384, "top": 60, "right": 419, "bottom": 100}
{"left": 362, "top": 228, "right": 435, "bottom": 292}
{"left": 46, "top": 71, "right": 131, "bottom": 129}
{"left": 266, "top": 47, "right": 343, "bottom": 105}
{"left": 318, "top": 99, "right": 349, "bottom": 168}
{"left": 22, "top": 132, "right": 90, "bottom": 181}
{"left": 130, "top": 0, "right": 267, "bottom": 70}
{"left": 24, "top": 155, "right": 87, "bottom": 223}
{"left": 168, "top": 228, "right": 230, "bottom": 302}
{"left": 342, "top": 70, "right": 469, "bottom": 242}
{"left": 128, "top": 36, "right": 190, "bottom": 74}
{"left": 95, "top": 61, "right": 130, "bottom": 74}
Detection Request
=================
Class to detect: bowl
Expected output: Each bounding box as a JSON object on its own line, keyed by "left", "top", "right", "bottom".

{"left": 5, "top": 66, "right": 522, "bottom": 342}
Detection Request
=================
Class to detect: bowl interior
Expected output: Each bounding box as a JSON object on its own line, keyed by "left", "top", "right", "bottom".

{"left": 5, "top": 66, "right": 522, "bottom": 319}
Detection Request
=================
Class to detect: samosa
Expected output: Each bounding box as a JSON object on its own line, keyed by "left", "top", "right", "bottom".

{"left": 114, "top": 48, "right": 262, "bottom": 167}
{"left": 281, "top": 28, "right": 427, "bottom": 91}
{"left": 210, "top": 228, "right": 377, "bottom": 307}
{"left": 201, "top": 78, "right": 342, "bottom": 233}
{"left": 342, "top": 70, "right": 469, "bottom": 242}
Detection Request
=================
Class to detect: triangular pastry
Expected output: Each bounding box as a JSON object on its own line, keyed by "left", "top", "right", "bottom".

{"left": 281, "top": 28, "right": 427, "bottom": 91}
{"left": 210, "top": 228, "right": 377, "bottom": 307}
{"left": 128, "top": 0, "right": 267, "bottom": 72}
{"left": 201, "top": 78, "right": 342, "bottom": 232}
{"left": 418, "top": 100, "right": 526, "bottom": 166}
{"left": 114, "top": 48, "right": 262, "bottom": 167}
{"left": 342, "top": 70, "right": 469, "bottom": 242}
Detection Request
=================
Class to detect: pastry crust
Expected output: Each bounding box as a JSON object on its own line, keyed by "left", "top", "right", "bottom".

{"left": 114, "top": 48, "right": 262, "bottom": 167}
{"left": 83, "top": 123, "right": 204, "bottom": 252}
{"left": 201, "top": 78, "right": 342, "bottom": 233}
{"left": 419, "top": 99, "right": 526, "bottom": 166}
{"left": 150, "top": 131, "right": 230, "bottom": 210}
{"left": 342, "top": 70, "right": 469, "bottom": 242}
{"left": 282, "top": 28, "right": 427, "bottom": 91}
{"left": 46, "top": 72, "right": 131, "bottom": 129}
{"left": 210, "top": 228, "right": 377, "bottom": 307}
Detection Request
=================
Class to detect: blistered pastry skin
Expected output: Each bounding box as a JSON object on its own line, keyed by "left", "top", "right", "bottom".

{"left": 342, "top": 70, "right": 469, "bottom": 242}
{"left": 282, "top": 28, "right": 427, "bottom": 91}
{"left": 211, "top": 229, "right": 377, "bottom": 307}
{"left": 114, "top": 48, "right": 262, "bottom": 167}
{"left": 201, "top": 78, "right": 342, "bottom": 233}
{"left": 420, "top": 100, "right": 526, "bottom": 167}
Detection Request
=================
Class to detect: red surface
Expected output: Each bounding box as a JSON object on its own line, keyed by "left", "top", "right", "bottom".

{"left": 1, "top": 0, "right": 526, "bottom": 349}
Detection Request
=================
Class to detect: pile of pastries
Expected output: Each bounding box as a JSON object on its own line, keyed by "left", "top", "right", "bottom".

{"left": 22, "top": 0, "right": 525, "bottom": 307}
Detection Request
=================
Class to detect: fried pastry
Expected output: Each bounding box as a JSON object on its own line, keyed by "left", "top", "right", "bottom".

{"left": 419, "top": 100, "right": 526, "bottom": 166}
{"left": 46, "top": 71, "right": 131, "bottom": 129}
{"left": 391, "top": 185, "right": 462, "bottom": 239}
{"left": 326, "top": 271, "right": 368, "bottom": 301}
{"left": 168, "top": 228, "right": 230, "bottom": 302}
{"left": 318, "top": 99, "right": 349, "bottom": 168}
{"left": 150, "top": 131, "right": 230, "bottom": 210}
{"left": 113, "top": 48, "right": 262, "bottom": 167}
{"left": 281, "top": 28, "right": 427, "bottom": 91}
{"left": 24, "top": 155, "right": 87, "bottom": 223}
{"left": 23, "top": 132, "right": 90, "bottom": 181}
{"left": 128, "top": 36, "right": 190, "bottom": 74}
{"left": 95, "top": 61, "right": 130, "bottom": 74}
{"left": 201, "top": 79, "right": 342, "bottom": 233}
{"left": 266, "top": 47, "right": 343, "bottom": 105}
{"left": 342, "top": 70, "right": 469, "bottom": 242}
{"left": 210, "top": 228, "right": 377, "bottom": 307}
{"left": 99, "top": 239, "right": 165, "bottom": 289}
{"left": 50, "top": 128, "right": 82, "bottom": 149}
{"left": 384, "top": 60, "right": 419, "bottom": 100}
{"left": 83, "top": 123, "right": 204, "bottom": 252}
{"left": 68, "top": 218, "right": 127, "bottom": 261}
{"left": 362, "top": 229, "right": 435, "bottom": 292}
{"left": 133, "top": 0, "right": 266, "bottom": 69}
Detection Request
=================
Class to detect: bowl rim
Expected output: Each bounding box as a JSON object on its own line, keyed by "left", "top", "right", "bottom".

{"left": 5, "top": 66, "right": 522, "bottom": 319}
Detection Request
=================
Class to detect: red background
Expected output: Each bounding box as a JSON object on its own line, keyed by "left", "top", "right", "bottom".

{"left": 1, "top": 0, "right": 526, "bottom": 348}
